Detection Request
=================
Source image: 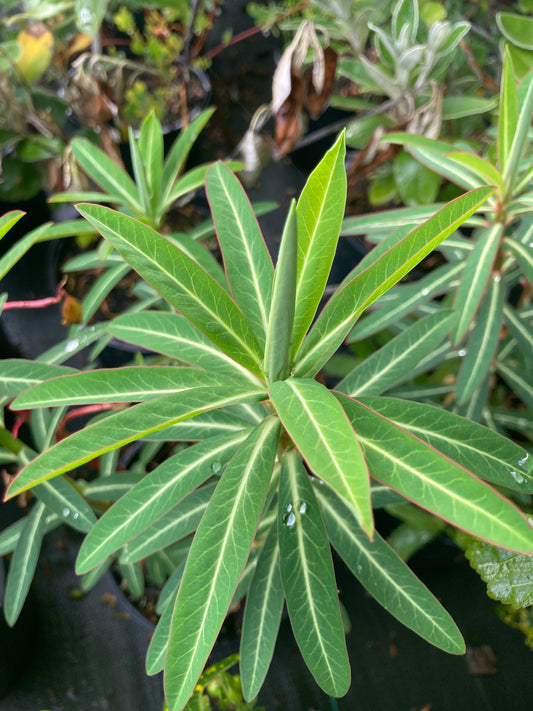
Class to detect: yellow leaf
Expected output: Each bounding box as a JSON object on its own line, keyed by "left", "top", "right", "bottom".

{"left": 16, "top": 24, "right": 54, "bottom": 83}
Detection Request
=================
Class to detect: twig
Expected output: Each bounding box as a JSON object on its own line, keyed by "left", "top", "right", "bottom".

{"left": 3, "top": 279, "right": 66, "bottom": 311}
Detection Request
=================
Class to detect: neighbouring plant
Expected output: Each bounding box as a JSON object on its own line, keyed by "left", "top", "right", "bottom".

{"left": 1, "top": 134, "right": 532, "bottom": 711}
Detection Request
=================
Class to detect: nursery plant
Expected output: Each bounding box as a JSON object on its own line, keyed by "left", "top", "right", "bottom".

{"left": 1, "top": 133, "right": 533, "bottom": 711}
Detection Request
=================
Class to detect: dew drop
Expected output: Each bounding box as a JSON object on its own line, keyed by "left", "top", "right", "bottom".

{"left": 72, "top": 512, "right": 79, "bottom": 520}
{"left": 529, "top": 242, "right": 533, "bottom": 248}
{"left": 458, "top": 349, "right": 467, "bottom": 357}
{"left": 282, "top": 503, "right": 296, "bottom": 528}
{"left": 518, "top": 453, "right": 529, "bottom": 468}
{"left": 299, "top": 502, "right": 307, "bottom": 514}
{"left": 65, "top": 339, "right": 79, "bottom": 353}
{"left": 211, "top": 461, "right": 221, "bottom": 473}
{"left": 510, "top": 470, "right": 526, "bottom": 485}
{"left": 494, "top": 274, "right": 502, "bottom": 282}
{"left": 421, "top": 288, "right": 430, "bottom": 296}
{"left": 356, "top": 564, "right": 363, "bottom": 573}
{"left": 62, "top": 507, "right": 70, "bottom": 518}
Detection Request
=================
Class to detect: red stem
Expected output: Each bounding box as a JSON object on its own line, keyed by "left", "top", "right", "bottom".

{"left": 3, "top": 279, "right": 66, "bottom": 311}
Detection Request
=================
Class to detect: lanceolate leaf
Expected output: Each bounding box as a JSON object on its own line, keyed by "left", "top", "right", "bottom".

{"left": 240, "top": 524, "right": 284, "bottom": 701}
{"left": 107, "top": 312, "right": 263, "bottom": 387}
{"left": 291, "top": 131, "right": 347, "bottom": 356}
{"left": 496, "top": 360, "right": 533, "bottom": 411}
{"left": 34, "top": 477, "right": 96, "bottom": 533}
{"left": 456, "top": 274, "right": 503, "bottom": 403}
{"left": 6, "top": 386, "right": 266, "bottom": 497}
{"left": 278, "top": 451, "right": 350, "bottom": 697}
{"left": 0, "top": 210, "right": 24, "bottom": 241}
{"left": 4, "top": 501, "right": 47, "bottom": 626}
{"left": 206, "top": 162, "right": 273, "bottom": 346}
{"left": 164, "top": 417, "right": 280, "bottom": 711}
{"left": 502, "top": 69, "right": 533, "bottom": 196}
{"left": 264, "top": 201, "right": 298, "bottom": 383}
{"left": 314, "top": 482, "right": 465, "bottom": 654}
{"left": 76, "top": 204, "right": 263, "bottom": 375}
{"left": 76, "top": 431, "right": 251, "bottom": 573}
{"left": 12, "top": 366, "right": 231, "bottom": 408}
{"left": 138, "top": 111, "right": 164, "bottom": 216}
{"left": 451, "top": 223, "right": 503, "bottom": 345}
{"left": 146, "top": 590, "right": 177, "bottom": 675}
{"left": 0, "top": 359, "right": 76, "bottom": 397}
{"left": 294, "top": 187, "right": 494, "bottom": 377}
{"left": 338, "top": 395, "right": 533, "bottom": 553}
{"left": 498, "top": 45, "right": 518, "bottom": 173}
{"left": 270, "top": 378, "right": 373, "bottom": 537}
{"left": 338, "top": 310, "right": 455, "bottom": 396}
{"left": 504, "top": 304, "right": 533, "bottom": 359}
{"left": 504, "top": 237, "right": 533, "bottom": 286}
{"left": 356, "top": 397, "right": 533, "bottom": 492}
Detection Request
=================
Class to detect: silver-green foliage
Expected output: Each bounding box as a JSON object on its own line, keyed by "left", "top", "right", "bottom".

{"left": 2, "top": 132, "right": 533, "bottom": 710}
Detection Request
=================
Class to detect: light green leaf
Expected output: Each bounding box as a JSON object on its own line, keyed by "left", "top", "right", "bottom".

{"left": 315, "top": 482, "right": 465, "bottom": 653}
{"left": 127, "top": 125, "right": 151, "bottom": 219}
{"left": 0, "top": 359, "right": 76, "bottom": 397}
{"left": 12, "top": 366, "right": 231, "bottom": 408}
{"left": 0, "top": 222, "right": 51, "bottom": 280}
{"left": 82, "top": 471, "right": 145, "bottom": 501}
{"left": 147, "top": 595, "right": 176, "bottom": 675}
{"left": 445, "top": 151, "right": 503, "bottom": 187}
{"left": 70, "top": 138, "right": 143, "bottom": 213}
{"left": 497, "top": 12, "right": 533, "bottom": 51}
{"left": 393, "top": 150, "right": 441, "bottom": 205}
{"left": 456, "top": 274, "right": 503, "bottom": 403}
{"left": 341, "top": 203, "right": 447, "bottom": 236}
{"left": 498, "top": 47, "right": 518, "bottom": 174}
{"left": 6, "top": 386, "right": 266, "bottom": 498}
{"left": 76, "top": 204, "right": 263, "bottom": 376}
{"left": 451, "top": 223, "right": 503, "bottom": 345}
{"left": 240, "top": 524, "right": 284, "bottom": 701}
{"left": 291, "top": 131, "right": 347, "bottom": 356}
{"left": 338, "top": 395, "right": 533, "bottom": 553}
{"left": 80, "top": 261, "right": 130, "bottom": 325}
{"left": 502, "top": 68, "right": 533, "bottom": 196}
{"left": 164, "top": 417, "right": 280, "bottom": 711}
{"left": 465, "top": 538, "right": 533, "bottom": 607}
{"left": 138, "top": 112, "right": 164, "bottom": 216}
{"left": 504, "top": 304, "right": 533, "bottom": 359}
{"left": 339, "top": 310, "right": 455, "bottom": 396}
{"left": 74, "top": 0, "right": 107, "bottom": 35}
{"left": 278, "top": 450, "right": 350, "bottom": 697}
{"left": 504, "top": 236, "right": 533, "bottom": 286}
{"left": 441, "top": 95, "right": 498, "bottom": 120}
{"left": 294, "top": 187, "right": 494, "bottom": 377}
{"left": 270, "top": 378, "right": 373, "bottom": 537}
{"left": 167, "top": 231, "right": 229, "bottom": 291}
{"left": 34, "top": 476, "right": 96, "bottom": 533}
{"left": 0, "top": 210, "right": 24, "bottom": 241}
{"left": 264, "top": 201, "right": 297, "bottom": 383}
{"left": 355, "top": 397, "right": 533, "bottom": 493}
{"left": 4, "top": 501, "right": 47, "bottom": 626}
{"left": 206, "top": 162, "right": 273, "bottom": 345}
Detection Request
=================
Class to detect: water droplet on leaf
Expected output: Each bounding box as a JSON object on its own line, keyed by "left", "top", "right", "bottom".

{"left": 65, "top": 338, "right": 79, "bottom": 353}
{"left": 211, "top": 461, "right": 221, "bottom": 473}
{"left": 518, "top": 453, "right": 529, "bottom": 468}
{"left": 510, "top": 470, "right": 526, "bottom": 485}
{"left": 458, "top": 349, "right": 467, "bottom": 357}
{"left": 62, "top": 507, "right": 70, "bottom": 518}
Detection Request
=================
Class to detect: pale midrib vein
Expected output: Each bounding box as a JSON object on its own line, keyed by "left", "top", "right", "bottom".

{"left": 82, "top": 150, "right": 140, "bottom": 208}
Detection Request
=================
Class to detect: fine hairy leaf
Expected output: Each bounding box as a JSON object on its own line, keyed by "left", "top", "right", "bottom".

{"left": 164, "top": 417, "right": 280, "bottom": 711}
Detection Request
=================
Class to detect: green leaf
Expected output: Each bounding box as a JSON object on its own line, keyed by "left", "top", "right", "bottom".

{"left": 76, "top": 204, "right": 264, "bottom": 376}
{"left": 504, "top": 304, "right": 533, "bottom": 359}
{"left": 240, "top": 524, "right": 284, "bottom": 701}
{"left": 393, "top": 150, "right": 441, "bottom": 205}
{"left": 392, "top": 0, "right": 418, "bottom": 44}
{"left": 498, "top": 45, "right": 518, "bottom": 174}
{"left": 167, "top": 232, "right": 229, "bottom": 291}
{"left": 127, "top": 125, "right": 151, "bottom": 220}
{"left": 70, "top": 138, "right": 143, "bottom": 213}
{"left": 80, "top": 261, "right": 130, "bottom": 325}
{"left": 0, "top": 222, "right": 51, "bottom": 280}
{"left": 441, "top": 95, "right": 498, "bottom": 120}
{"left": 451, "top": 223, "right": 503, "bottom": 345}
{"left": 138, "top": 112, "right": 164, "bottom": 216}
{"left": 502, "top": 68, "right": 533, "bottom": 196}
{"left": 206, "top": 162, "right": 273, "bottom": 346}
{"left": 147, "top": 588, "right": 177, "bottom": 674}
{"left": 497, "top": 12, "right": 533, "bottom": 51}
{"left": 0, "top": 359, "right": 76, "bottom": 397}
{"left": 496, "top": 360, "right": 533, "bottom": 411}
{"left": 160, "top": 108, "right": 215, "bottom": 210}
{"left": 6, "top": 386, "right": 266, "bottom": 498}
{"left": 338, "top": 395, "right": 533, "bottom": 553}
{"left": 74, "top": 0, "right": 107, "bottom": 35}
{"left": 4, "top": 501, "right": 47, "bottom": 626}
{"left": 278, "top": 450, "right": 350, "bottom": 697}
{"left": 314, "top": 481, "right": 465, "bottom": 654}
{"left": 294, "top": 187, "right": 494, "bottom": 377}
{"left": 12, "top": 366, "right": 232, "bottom": 408}
{"left": 34, "top": 477, "right": 96, "bottom": 533}
{"left": 456, "top": 274, "right": 503, "bottom": 403}
{"left": 164, "top": 417, "right": 280, "bottom": 711}
{"left": 291, "top": 131, "right": 347, "bottom": 356}
{"left": 0, "top": 210, "right": 24, "bottom": 241}
{"left": 355, "top": 397, "right": 533, "bottom": 493}
{"left": 339, "top": 310, "right": 455, "bottom": 396}
{"left": 270, "top": 378, "right": 373, "bottom": 537}
{"left": 504, "top": 236, "right": 533, "bottom": 286}
{"left": 264, "top": 201, "right": 297, "bottom": 383}
{"left": 121, "top": 483, "right": 216, "bottom": 563}
{"left": 77, "top": 431, "right": 249, "bottom": 573}
{"left": 107, "top": 311, "right": 261, "bottom": 386}
{"left": 465, "top": 538, "right": 533, "bottom": 607}
{"left": 445, "top": 152, "right": 503, "bottom": 188}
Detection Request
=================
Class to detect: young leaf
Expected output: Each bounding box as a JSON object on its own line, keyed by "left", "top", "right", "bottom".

{"left": 4, "top": 501, "right": 47, "bottom": 626}
{"left": 278, "top": 450, "right": 350, "bottom": 697}
{"left": 338, "top": 395, "right": 533, "bottom": 553}
{"left": 451, "top": 223, "right": 503, "bottom": 345}
{"left": 240, "top": 524, "right": 284, "bottom": 701}
{"left": 264, "top": 200, "right": 298, "bottom": 383}
{"left": 6, "top": 386, "right": 266, "bottom": 498}
{"left": 12, "top": 366, "right": 231, "bottom": 408}
{"left": 164, "top": 417, "right": 280, "bottom": 711}
{"left": 291, "top": 131, "right": 347, "bottom": 355}
{"left": 294, "top": 187, "right": 494, "bottom": 377}
{"left": 456, "top": 274, "right": 503, "bottom": 404}
{"left": 206, "top": 162, "right": 273, "bottom": 346}
{"left": 338, "top": 310, "right": 456, "bottom": 396}
{"left": 314, "top": 481, "right": 465, "bottom": 654}
{"left": 270, "top": 377, "right": 373, "bottom": 537}
{"left": 76, "top": 204, "right": 264, "bottom": 376}
{"left": 128, "top": 126, "right": 151, "bottom": 219}
{"left": 138, "top": 111, "right": 164, "bottom": 216}
{"left": 0, "top": 222, "right": 51, "bottom": 280}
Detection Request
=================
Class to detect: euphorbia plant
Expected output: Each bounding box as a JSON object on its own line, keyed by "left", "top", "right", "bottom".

{"left": 2, "top": 133, "right": 533, "bottom": 710}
